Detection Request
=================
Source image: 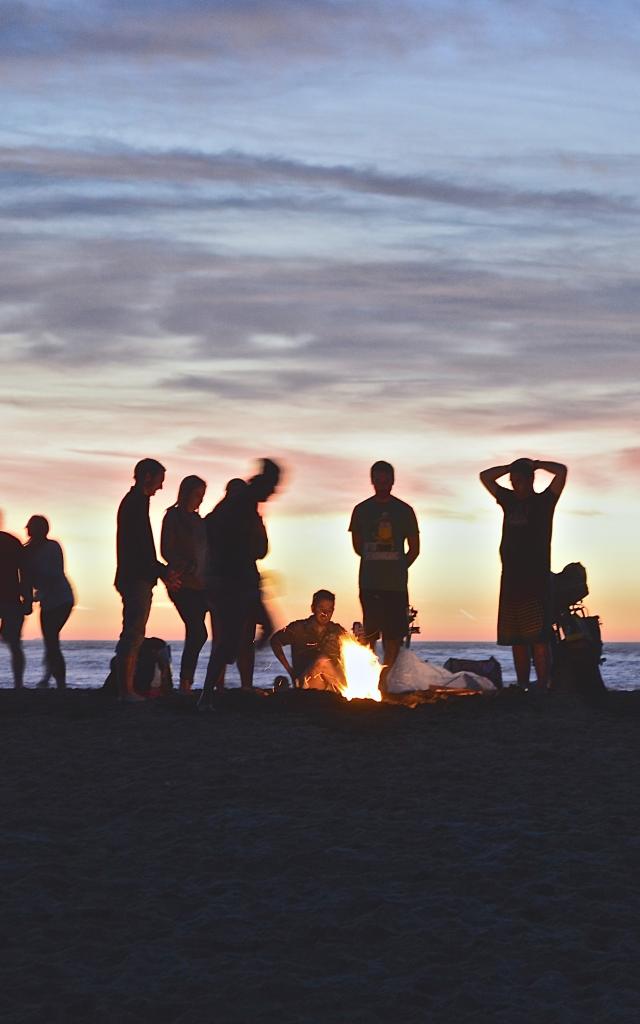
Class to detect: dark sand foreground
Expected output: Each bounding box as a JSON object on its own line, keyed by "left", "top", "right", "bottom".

{"left": 1, "top": 687, "right": 639, "bottom": 1024}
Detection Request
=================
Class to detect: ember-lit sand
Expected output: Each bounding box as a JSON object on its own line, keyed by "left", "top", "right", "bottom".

{"left": 2, "top": 687, "right": 639, "bottom": 1023}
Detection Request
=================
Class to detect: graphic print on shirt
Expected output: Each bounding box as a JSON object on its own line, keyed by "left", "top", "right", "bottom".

{"left": 365, "top": 509, "right": 400, "bottom": 561}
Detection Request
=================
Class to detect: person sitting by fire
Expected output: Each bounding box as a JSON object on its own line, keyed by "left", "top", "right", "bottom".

{"left": 270, "top": 589, "right": 348, "bottom": 691}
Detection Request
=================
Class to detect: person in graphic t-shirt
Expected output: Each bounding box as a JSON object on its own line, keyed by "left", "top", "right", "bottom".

{"left": 270, "top": 589, "right": 347, "bottom": 691}
{"left": 480, "top": 457, "right": 567, "bottom": 691}
{"left": 348, "top": 461, "right": 420, "bottom": 685}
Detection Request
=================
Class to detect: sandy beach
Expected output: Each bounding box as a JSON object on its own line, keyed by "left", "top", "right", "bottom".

{"left": 1, "top": 686, "right": 639, "bottom": 1023}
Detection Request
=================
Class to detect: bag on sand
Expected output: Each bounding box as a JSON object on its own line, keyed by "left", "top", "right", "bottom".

{"left": 102, "top": 638, "right": 173, "bottom": 697}
{"left": 551, "top": 614, "right": 606, "bottom": 698}
{"left": 386, "top": 649, "right": 496, "bottom": 694}
{"left": 443, "top": 656, "right": 503, "bottom": 690}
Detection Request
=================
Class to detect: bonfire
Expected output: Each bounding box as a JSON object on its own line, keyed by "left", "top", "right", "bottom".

{"left": 336, "top": 636, "right": 383, "bottom": 702}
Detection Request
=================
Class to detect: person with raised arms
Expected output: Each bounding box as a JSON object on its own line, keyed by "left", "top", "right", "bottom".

{"left": 480, "top": 457, "right": 567, "bottom": 691}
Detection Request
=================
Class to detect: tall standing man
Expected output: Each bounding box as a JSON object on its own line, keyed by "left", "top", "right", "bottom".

{"left": 349, "top": 461, "right": 420, "bottom": 683}
{"left": 480, "top": 457, "right": 567, "bottom": 690}
{"left": 0, "top": 510, "right": 32, "bottom": 688}
{"left": 114, "top": 459, "right": 176, "bottom": 702}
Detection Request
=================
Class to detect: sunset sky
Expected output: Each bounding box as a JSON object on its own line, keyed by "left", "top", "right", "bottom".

{"left": 1, "top": 1, "right": 638, "bottom": 643}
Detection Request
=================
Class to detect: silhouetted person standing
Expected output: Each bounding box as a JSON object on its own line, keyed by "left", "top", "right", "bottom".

{"left": 161, "top": 475, "right": 208, "bottom": 694}
{"left": 349, "top": 461, "right": 420, "bottom": 685}
{"left": 480, "top": 458, "right": 567, "bottom": 690}
{"left": 114, "top": 459, "right": 174, "bottom": 702}
{"left": 25, "top": 515, "right": 75, "bottom": 689}
{"left": 199, "top": 459, "right": 281, "bottom": 709}
{"left": 0, "top": 511, "right": 32, "bottom": 688}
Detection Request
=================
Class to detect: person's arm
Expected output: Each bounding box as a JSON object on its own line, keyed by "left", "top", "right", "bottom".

{"left": 253, "top": 513, "right": 269, "bottom": 561}
{"left": 535, "top": 460, "right": 567, "bottom": 498}
{"left": 351, "top": 530, "right": 363, "bottom": 556}
{"left": 406, "top": 531, "right": 420, "bottom": 568}
{"left": 160, "top": 512, "right": 184, "bottom": 589}
{"left": 160, "top": 510, "right": 176, "bottom": 566}
{"left": 348, "top": 507, "right": 362, "bottom": 556}
{"left": 405, "top": 507, "right": 420, "bottom": 567}
{"left": 18, "top": 545, "right": 33, "bottom": 615}
{"left": 479, "top": 464, "right": 511, "bottom": 498}
{"left": 270, "top": 628, "right": 296, "bottom": 684}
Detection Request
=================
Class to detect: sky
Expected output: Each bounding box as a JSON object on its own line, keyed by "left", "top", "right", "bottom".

{"left": 1, "top": 0, "right": 638, "bottom": 643}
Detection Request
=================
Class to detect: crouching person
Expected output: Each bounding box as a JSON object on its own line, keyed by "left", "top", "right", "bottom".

{"left": 270, "top": 590, "right": 347, "bottom": 692}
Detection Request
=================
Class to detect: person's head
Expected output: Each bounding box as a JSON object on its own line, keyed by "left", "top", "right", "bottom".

{"left": 370, "top": 460, "right": 394, "bottom": 499}
{"left": 133, "top": 458, "right": 166, "bottom": 496}
{"left": 225, "top": 478, "right": 247, "bottom": 497}
{"left": 26, "top": 514, "right": 49, "bottom": 543}
{"left": 311, "top": 589, "right": 335, "bottom": 625}
{"left": 250, "top": 458, "right": 281, "bottom": 503}
{"left": 176, "top": 475, "right": 207, "bottom": 512}
{"left": 509, "top": 457, "right": 535, "bottom": 498}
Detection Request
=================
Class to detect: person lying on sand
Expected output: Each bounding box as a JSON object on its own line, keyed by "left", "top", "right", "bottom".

{"left": 270, "top": 590, "right": 347, "bottom": 691}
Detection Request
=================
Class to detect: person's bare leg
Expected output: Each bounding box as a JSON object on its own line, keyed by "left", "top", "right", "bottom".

{"left": 306, "top": 656, "right": 344, "bottom": 693}
{"left": 532, "top": 642, "right": 551, "bottom": 690}
{"left": 512, "top": 644, "right": 532, "bottom": 688}
{"left": 238, "top": 644, "right": 255, "bottom": 689}
{"left": 9, "top": 640, "right": 25, "bottom": 689}
{"left": 200, "top": 645, "right": 227, "bottom": 707}
{"left": 118, "top": 653, "right": 144, "bottom": 702}
{"left": 379, "top": 635, "right": 401, "bottom": 694}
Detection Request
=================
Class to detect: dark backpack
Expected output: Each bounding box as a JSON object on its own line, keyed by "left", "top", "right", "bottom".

{"left": 102, "top": 638, "right": 173, "bottom": 697}
{"left": 443, "top": 656, "right": 503, "bottom": 690}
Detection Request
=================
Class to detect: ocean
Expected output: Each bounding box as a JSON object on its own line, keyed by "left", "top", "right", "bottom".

{"left": 3, "top": 639, "right": 639, "bottom": 691}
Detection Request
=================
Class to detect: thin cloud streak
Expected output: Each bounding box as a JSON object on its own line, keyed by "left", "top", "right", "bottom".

{"left": 3, "top": 1, "right": 639, "bottom": 70}
{"left": 0, "top": 145, "right": 635, "bottom": 218}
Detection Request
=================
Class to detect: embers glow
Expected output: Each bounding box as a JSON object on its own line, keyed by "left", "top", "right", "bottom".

{"left": 337, "top": 637, "right": 383, "bottom": 702}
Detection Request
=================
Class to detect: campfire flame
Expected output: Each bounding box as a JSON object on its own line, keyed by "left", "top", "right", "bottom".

{"left": 337, "top": 637, "right": 383, "bottom": 702}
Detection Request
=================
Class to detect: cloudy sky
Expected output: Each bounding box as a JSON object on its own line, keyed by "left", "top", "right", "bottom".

{"left": 1, "top": 0, "right": 638, "bottom": 642}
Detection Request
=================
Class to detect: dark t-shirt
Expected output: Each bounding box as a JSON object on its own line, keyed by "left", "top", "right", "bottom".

{"left": 115, "top": 487, "right": 161, "bottom": 591}
{"left": 495, "top": 485, "right": 558, "bottom": 584}
{"left": 205, "top": 488, "right": 267, "bottom": 591}
{"left": 276, "top": 617, "right": 346, "bottom": 681}
{"left": 349, "top": 495, "right": 419, "bottom": 592}
{"left": 0, "top": 531, "right": 28, "bottom": 606}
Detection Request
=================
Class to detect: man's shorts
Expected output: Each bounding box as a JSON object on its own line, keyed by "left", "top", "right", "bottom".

{"left": 115, "top": 581, "right": 154, "bottom": 658}
{"left": 360, "top": 589, "right": 408, "bottom": 645}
